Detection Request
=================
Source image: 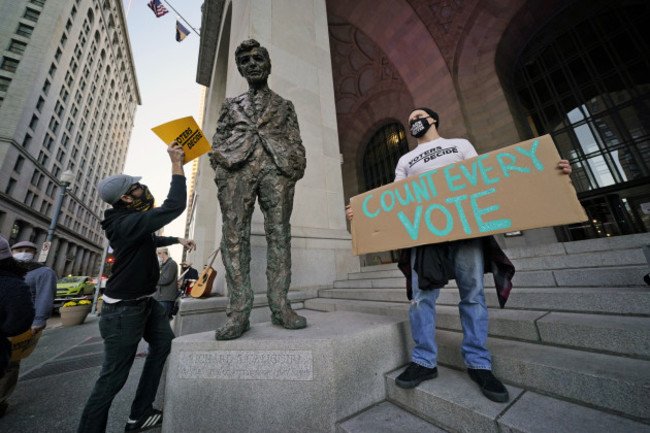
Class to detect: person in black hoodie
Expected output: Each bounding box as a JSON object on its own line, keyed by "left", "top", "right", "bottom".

{"left": 77, "top": 142, "right": 195, "bottom": 433}
{"left": 0, "top": 235, "right": 35, "bottom": 418}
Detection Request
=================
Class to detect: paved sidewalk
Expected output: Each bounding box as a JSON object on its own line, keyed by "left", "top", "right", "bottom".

{"left": 0, "top": 313, "right": 163, "bottom": 433}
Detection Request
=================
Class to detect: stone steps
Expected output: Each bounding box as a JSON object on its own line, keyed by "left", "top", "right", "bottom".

{"left": 384, "top": 365, "right": 650, "bottom": 433}
{"left": 305, "top": 298, "right": 650, "bottom": 359}
{"left": 316, "top": 287, "right": 650, "bottom": 315}
{"left": 314, "top": 234, "right": 650, "bottom": 429}
{"left": 337, "top": 401, "right": 450, "bottom": 433}
{"left": 349, "top": 248, "right": 647, "bottom": 277}
{"left": 337, "top": 264, "right": 648, "bottom": 288}
{"left": 344, "top": 233, "right": 650, "bottom": 289}
{"left": 432, "top": 329, "right": 650, "bottom": 421}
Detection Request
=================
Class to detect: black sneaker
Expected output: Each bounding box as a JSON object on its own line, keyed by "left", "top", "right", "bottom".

{"left": 124, "top": 408, "right": 163, "bottom": 432}
{"left": 467, "top": 368, "right": 509, "bottom": 402}
{"left": 395, "top": 362, "right": 438, "bottom": 389}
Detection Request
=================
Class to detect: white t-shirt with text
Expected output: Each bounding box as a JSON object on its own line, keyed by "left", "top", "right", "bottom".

{"left": 394, "top": 137, "right": 477, "bottom": 181}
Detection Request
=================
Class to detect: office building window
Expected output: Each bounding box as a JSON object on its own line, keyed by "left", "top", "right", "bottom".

{"left": 37, "top": 150, "right": 48, "bottom": 165}
{"left": 48, "top": 117, "right": 59, "bottom": 134}
{"left": 8, "top": 39, "right": 27, "bottom": 54}
{"left": 24, "top": 191, "right": 35, "bottom": 206}
{"left": 16, "top": 23, "right": 34, "bottom": 38}
{"left": 23, "top": 133, "right": 32, "bottom": 148}
{"left": 13, "top": 156, "right": 25, "bottom": 173}
{"left": 43, "top": 134, "right": 54, "bottom": 150}
{"left": 23, "top": 8, "right": 41, "bottom": 22}
{"left": 5, "top": 179, "right": 17, "bottom": 195}
{"left": 29, "top": 114, "right": 38, "bottom": 130}
{"left": 1, "top": 57, "right": 19, "bottom": 73}
{"left": 0, "top": 76, "right": 10, "bottom": 92}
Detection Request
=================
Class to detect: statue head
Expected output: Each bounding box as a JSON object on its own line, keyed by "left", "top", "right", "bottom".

{"left": 235, "top": 39, "right": 272, "bottom": 87}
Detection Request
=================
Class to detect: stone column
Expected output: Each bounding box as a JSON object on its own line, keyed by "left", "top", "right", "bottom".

{"left": 75, "top": 247, "right": 85, "bottom": 275}
{"left": 64, "top": 243, "right": 77, "bottom": 276}
{"left": 193, "top": 0, "right": 359, "bottom": 295}
{"left": 52, "top": 239, "right": 66, "bottom": 275}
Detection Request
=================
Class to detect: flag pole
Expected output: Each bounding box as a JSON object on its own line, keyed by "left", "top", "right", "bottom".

{"left": 160, "top": 0, "right": 201, "bottom": 36}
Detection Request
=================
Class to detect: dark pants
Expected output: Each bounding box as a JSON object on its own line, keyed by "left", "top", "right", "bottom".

{"left": 77, "top": 297, "right": 174, "bottom": 432}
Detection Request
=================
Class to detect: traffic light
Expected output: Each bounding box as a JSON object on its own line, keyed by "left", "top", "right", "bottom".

{"left": 106, "top": 256, "right": 114, "bottom": 263}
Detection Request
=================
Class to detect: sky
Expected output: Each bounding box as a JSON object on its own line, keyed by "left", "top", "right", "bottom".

{"left": 121, "top": 0, "right": 205, "bottom": 263}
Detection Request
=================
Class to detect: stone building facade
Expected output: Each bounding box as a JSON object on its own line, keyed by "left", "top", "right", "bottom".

{"left": 189, "top": 0, "right": 649, "bottom": 288}
{"left": 0, "top": 0, "right": 139, "bottom": 276}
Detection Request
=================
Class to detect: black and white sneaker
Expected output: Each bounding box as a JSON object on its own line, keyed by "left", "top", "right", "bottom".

{"left": 124, "top": 408, "right": 163, "bottom": 432}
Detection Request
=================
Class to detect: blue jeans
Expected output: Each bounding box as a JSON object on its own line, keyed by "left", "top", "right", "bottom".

{"left": 158, "top": 300, "right": 174, "bottom": 319}
{"left": 409, "top": 238, "right": 491, "bottom": 370}
{"left": 77, "top": 297, "right": 174, "bottom": 432}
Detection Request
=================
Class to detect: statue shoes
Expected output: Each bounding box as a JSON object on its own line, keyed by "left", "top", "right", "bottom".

{"left": 271, "top": 308, "right": 307, "bottom": 329}
{"left": 214, "top": 318, "right": 250, "bottom": 340}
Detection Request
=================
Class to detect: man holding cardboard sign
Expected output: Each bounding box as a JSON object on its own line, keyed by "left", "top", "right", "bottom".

{"left": 347, "top": 108, "right": 572, "bottom": 403}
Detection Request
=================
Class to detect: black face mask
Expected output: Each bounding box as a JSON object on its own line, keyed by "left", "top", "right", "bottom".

{"left": 410, "top": 118, "right": 432, "bottom": 138}
{"left": 126, "top": 185, "right": 155, "bottom": 212}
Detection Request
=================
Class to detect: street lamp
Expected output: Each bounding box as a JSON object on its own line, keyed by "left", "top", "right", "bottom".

{"left": 40, "top": 169, "right": 74, "bottom": 263}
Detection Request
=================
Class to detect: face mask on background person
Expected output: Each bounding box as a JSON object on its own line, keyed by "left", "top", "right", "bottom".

{"left": 13, "top": 252, "right": 34, "bottom": 262}
{"left": 158, "top": 257, "right": 164, "bottom": 265}
{"left": 409, "top": 117, "right": 432, "bottom": 138}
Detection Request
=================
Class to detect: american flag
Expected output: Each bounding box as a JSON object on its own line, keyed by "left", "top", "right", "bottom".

{"left": 147, "top": 0, "right": 169, "bottom": 18}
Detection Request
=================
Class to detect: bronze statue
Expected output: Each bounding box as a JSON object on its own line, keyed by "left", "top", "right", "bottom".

{"left": 209, "top": 39, "right": 307, "bottom": 340}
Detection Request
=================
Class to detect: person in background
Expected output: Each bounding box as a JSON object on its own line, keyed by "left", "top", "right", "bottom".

{"left": 0, "top": 236, "right": 35, "bottom": 417}
{"left": 178, "top": 261, "right": 198, "bottom": 296}
{"left": 77, "top": 142, "right": 195, "bottom": 433}
{"left": 10, "top": 241, "right": 56, "bottom": 335}
{"left": 154, "top": 248, "right": 178, "bottom": 319}
{"left": 0, "top": 240, "right": 56, "bottom": 415}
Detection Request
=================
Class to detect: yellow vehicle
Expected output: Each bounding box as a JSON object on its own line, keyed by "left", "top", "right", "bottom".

{"left": 53, "top": 276, "right": 97, "bottom": 311}
{"left": 56, "top": 275, "right": 95, "bottom": 297}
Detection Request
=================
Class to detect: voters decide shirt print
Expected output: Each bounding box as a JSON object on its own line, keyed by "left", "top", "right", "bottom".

{"left": 395, "top": 138, "right": 478, "bottom": 181}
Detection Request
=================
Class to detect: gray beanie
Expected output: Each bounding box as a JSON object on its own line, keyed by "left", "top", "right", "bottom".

{"left": 97, "top": 174, "right": 142, "bottom": 205}
{"left": 11, "top": 240, "right": 38, "bottom": 251}
{"left": 0, "top": 236, "right": 11, "bottom": 260}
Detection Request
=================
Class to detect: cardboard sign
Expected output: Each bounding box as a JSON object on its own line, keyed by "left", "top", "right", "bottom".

{"left": 151, "top": 116, "right": 211, "bottom": 164}
{"left": 350, "top": 135, "right": 588, "bottom": 255}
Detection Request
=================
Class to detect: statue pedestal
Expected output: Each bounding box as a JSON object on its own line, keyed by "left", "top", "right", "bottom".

{"left": 162, "top": 310, "right": 409, "bottom": 433}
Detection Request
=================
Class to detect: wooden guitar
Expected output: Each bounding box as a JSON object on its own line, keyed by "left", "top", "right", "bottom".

{"left": 190, "top": 247, "right": 220, "bottom": 298}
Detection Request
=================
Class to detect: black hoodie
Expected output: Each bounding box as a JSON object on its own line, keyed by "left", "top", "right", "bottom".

{"left": 100, "top": 175, "right": 186, "bottom": 300}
